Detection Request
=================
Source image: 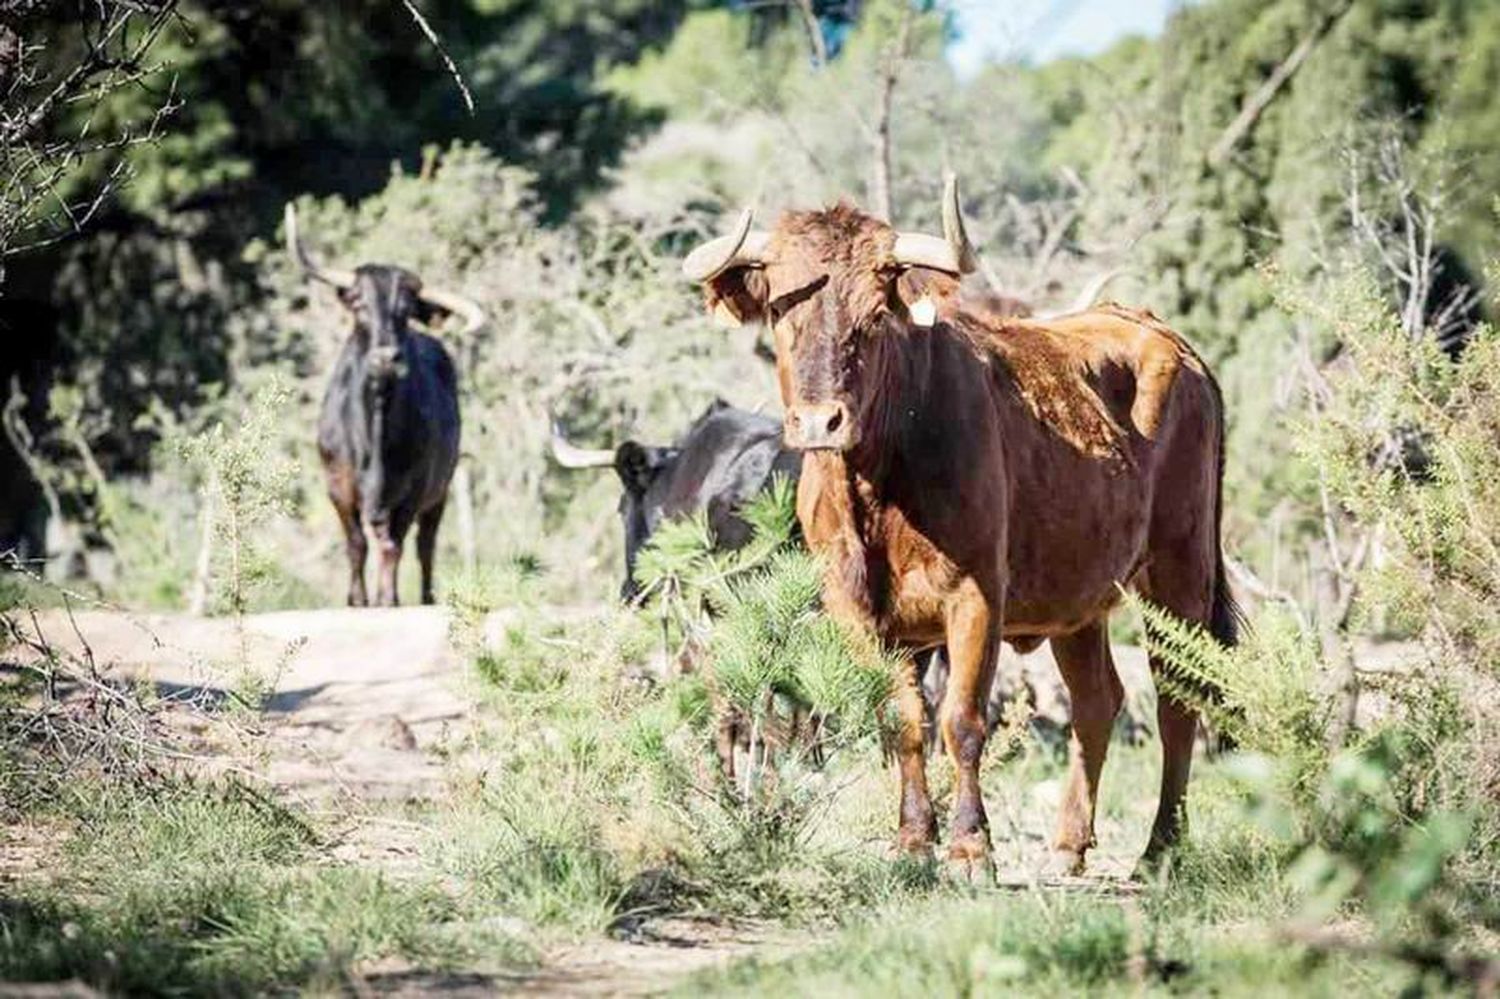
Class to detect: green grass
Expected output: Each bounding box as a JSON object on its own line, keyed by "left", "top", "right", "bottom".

{"left": 442, "top": 597, "right": 1485, "bottom": 997}
{"left": 679, "top": 873, "right": 1437, "bottom": 997}
{"left": 0, "top": 781, "right": 531, "bottom": 994}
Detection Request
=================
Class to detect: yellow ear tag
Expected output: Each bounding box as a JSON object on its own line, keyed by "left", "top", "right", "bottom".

{"left": 910, "top": 295, "right": 937, "bottom": 328}
{"left": 712, "top": 300, "right": 743, "bottom": 329}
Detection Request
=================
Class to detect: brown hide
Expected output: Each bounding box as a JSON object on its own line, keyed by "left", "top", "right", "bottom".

{"left": 699, "top": 203, "right": 1233, "bottom": 879}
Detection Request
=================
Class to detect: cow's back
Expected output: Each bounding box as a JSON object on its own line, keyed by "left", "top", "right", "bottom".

{"left": 652, "top": 408, "right": 799, "bottom": 549}
{"left": 977, "top": 306, "right": 1223, "bottom": 636}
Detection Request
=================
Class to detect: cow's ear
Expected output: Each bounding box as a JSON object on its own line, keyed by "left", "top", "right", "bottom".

{"left": 886, "top": 267, "right": 951, "bottom": 329}
{"left": 705, "top": 268, "right": 767, "bottom": 328}
{"left": 412, "top": 297, "right": 440, "bottom": 325}
{"left": 613, "top": 442, "right": 655, "bottom": 497}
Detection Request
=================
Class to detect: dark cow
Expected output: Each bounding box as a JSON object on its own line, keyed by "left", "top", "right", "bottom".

{"left": 285, "top": 205, "right": 483, "bottom": 607}
{"left": 552, "top": 400, "right": 810, "bottom": 773}
{"left": 683, "top": 176, "right": 1236, "bottom": 881}
{"left": 549, "top": 400, "right": 800, "bottom": 600}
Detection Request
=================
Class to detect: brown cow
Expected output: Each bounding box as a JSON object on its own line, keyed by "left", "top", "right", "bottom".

{"left": 681, "top": 179, "right": 1236, "bottom": 881}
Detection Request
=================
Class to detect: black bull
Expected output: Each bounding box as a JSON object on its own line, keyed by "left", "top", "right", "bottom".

{"left": 286, "top": 205, "right": 483, "bottom": 607}
{"left": 550, "top": 400, "right": 799, "bottom": 600}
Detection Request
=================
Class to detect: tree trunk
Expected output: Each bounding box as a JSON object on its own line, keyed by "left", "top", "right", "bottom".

{"left": 868, "top": 6, "right": 913, "bottom": 221}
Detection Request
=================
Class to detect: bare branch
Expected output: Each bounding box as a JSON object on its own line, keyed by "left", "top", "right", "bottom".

{"left": 396, "top": 0, "right": 475, "bottom": 115}
{"left": 0, "top": 1, "right": 183, "bottom": 267}
{"left": 1207, "top": 1, "right": 1353, "bottom": 168}
{"left": 789, "top": 0, "right": 827, "bottom": 69}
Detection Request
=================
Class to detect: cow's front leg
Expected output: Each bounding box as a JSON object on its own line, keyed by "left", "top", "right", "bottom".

{"left": 335, "top": 502, "right": 368, "bottom": 607}
{"left": 939, "top": 580, "right": 999, "bottom": 884}
{"left": 894, "top": 648, "right": 936, "bottom": 857}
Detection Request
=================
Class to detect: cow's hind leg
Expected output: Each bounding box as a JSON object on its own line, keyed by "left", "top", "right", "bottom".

{"left": 372, "top": 513, "right": 413, "bottom": 607}
{"left": 1048, "top": 621, "right": 1123, "bottom": 876}
{"left": 1136, "top": 549, "right": 1217, "bottom": 871}
{"left": 416, "top": 499, "right": 446, "bottom": 605}
{"left": 939, "top": 582, "right": 999, "bottom": 883}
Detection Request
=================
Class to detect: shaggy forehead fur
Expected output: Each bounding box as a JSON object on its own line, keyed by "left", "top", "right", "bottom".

{"left": 349, "top": 264, "right": 422, "bottom": 316}
{"left": 765, "top": 204, "right": 904, "bottom": 324}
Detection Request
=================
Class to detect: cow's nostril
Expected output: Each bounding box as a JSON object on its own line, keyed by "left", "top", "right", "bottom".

{"left": 826, "top": 408, "right": 844, "bottom": 434}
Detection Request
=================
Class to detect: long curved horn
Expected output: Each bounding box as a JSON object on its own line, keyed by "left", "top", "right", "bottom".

{"left": 941, "top": 173, "right": 978, "bottom": 273}
{"left": 682, "top": 208, "right": 771, "bottom": 282}
{"left": 548, "top": 418, "right": 615, "bottom": 469}
{"left": 892, "top": 173, "right": 977, "bottom": 275}
{"left": 1038, "top": 267, "right": 1128, "bottom": 319}
{"left": 418, "top": 284, "right": 486, "bottom": 337}
{"left": 284, "top": 204, "right": 356, "bottom": 288}
{"left": 1064, "top": 266, "right": 1125, "bottom": 314}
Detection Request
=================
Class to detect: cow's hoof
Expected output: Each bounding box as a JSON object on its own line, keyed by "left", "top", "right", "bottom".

{"left": 1041, "top": 848, "right": 1087, "bottom": 878}
{"left": 943, "top": 851, "right": 995, "bottom": 887}
{"left": 892, "top": 831, "right": 935, "bottom": 865}
{"left": 1131, "top": 849, "right": 1173, "bottom": 884}
{"left": 944, "top": 838, "right": 994, "bottom": 887}
{"left": 896, "top": 818, "right": 937, "bottom": 856}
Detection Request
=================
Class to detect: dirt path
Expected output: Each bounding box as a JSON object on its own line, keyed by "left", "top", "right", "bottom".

{"left": 11, "top": 604, "right": 1202, "bottom": 995}
{"left": 23, "top": 605, "right": 471, "bottom": 800}
{"left": 356, "top": 916, "right": 808, "bottom": 996}
{"left": 19, "top": 604, "right": 1165, "bottom": 797}
{"left": 5, "top": 604, "right": 1423, "bottom": 993}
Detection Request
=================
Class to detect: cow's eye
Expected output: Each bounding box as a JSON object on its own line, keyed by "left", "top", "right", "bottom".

{"left": 768, "top": 275, "right": 828, "bottom": 327}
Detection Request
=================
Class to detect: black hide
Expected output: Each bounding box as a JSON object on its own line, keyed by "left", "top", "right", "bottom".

{"left": 616, "top": 400, "right": 801, "bottom": 600}
{"left": 317, "top": 265, "right": 459, "bottom": 606}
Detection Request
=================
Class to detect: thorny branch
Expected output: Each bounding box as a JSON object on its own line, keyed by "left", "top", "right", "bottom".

{"left": 1, "top": 550, "right": 275, "bottom": 814}
{"left": 0, "top": 0, "right": 184, "bottom": 273}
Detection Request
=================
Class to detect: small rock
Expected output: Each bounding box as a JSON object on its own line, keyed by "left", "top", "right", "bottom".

{"left": 381, "top": 715, "right": 418, "bottom": 750}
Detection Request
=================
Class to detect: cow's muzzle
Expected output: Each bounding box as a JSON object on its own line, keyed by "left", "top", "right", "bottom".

{"left": 785, "top": 401, "right": 858, "bottom": 451}
{"left": 367, "top": 345, "right": 404, "bottom": 381}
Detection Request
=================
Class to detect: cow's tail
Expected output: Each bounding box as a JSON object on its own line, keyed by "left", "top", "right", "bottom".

{"left": 1203, "top": 374, "right": 1243, "bottom": 754}
{"left": 1207, "top": 374, "right": 1241, "bottom": 652}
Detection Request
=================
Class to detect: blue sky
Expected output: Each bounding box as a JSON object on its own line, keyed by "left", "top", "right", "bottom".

{"left": 948, "top": 0, "right": 1184, "bottom": 75}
